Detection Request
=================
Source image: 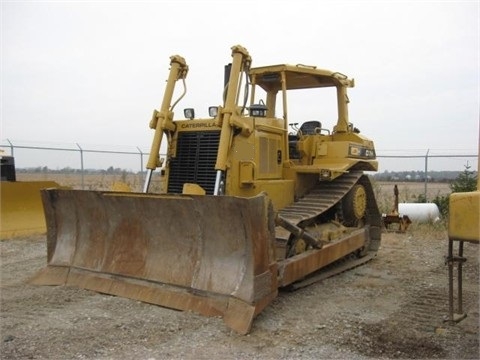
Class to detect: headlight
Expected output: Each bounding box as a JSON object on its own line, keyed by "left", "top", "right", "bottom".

{"left": 184, "top": 108, "right": 195, "bottom": 119}
{"left": 249, "top": 104, "right": 267, "bottom": 117}
{"left": 208, "top": 106, "right": 218, "bottom": 117}
{"left": 320, "top": 169, "right": 331, "bottom": 179}
{"left": 349, "top": 145, "right": 376, "bottom": 159}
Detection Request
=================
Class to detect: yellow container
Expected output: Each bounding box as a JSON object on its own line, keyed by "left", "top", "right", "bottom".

{"left": 448, "top": 190, "right": 480, "bottom": 242}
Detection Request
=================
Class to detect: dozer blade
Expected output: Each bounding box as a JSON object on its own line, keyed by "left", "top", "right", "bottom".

{"left": 0, "top": 181, "right": 60, "bottom": 239}
{"left": 30, "top": 189, "right": 278, "bottom": 334}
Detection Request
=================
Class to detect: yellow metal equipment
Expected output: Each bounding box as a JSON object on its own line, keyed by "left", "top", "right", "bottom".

{"left": 0, "top": 154, "right": 60, "bottom": 239}
{"left": 445, "top": 149, "right": 479, "bottom": 323}
{"left": 31, "top": 45, "right": 382, "bottom": 334}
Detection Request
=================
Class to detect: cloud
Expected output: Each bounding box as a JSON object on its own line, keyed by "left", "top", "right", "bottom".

{"left": 1, "top": 0, "right": 478, "bottom": 171}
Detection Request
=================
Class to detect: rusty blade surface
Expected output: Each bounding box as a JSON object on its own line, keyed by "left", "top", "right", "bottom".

{"left": 30, "top": 189, "right": 278, "bottom": 334}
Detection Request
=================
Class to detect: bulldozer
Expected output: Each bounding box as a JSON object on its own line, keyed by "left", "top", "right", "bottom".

{"left": 31, "top": 45, "right": 382, "bottom": 334}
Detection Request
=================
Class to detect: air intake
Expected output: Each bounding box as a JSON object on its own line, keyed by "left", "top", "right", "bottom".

{"left": 167, "top": 131, "right": 220, "bottom": 195}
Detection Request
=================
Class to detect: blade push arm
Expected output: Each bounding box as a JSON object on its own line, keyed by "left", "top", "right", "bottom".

{"left": 143, "top": 55, "right": 188, "bottom": 192}
{"left": 214, "top": 45, "right": 251, "bottom": 195}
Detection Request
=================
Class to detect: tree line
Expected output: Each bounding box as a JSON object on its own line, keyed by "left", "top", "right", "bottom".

{"left": 16, "top": 166, "right": 139, "bottom": 175}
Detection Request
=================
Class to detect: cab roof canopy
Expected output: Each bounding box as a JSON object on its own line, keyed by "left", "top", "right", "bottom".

{"left": 249, "top": 64, "right": 354, "bottom": 92}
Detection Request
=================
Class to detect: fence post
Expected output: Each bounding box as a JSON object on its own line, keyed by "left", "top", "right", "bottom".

{"left": 7, "top": 139, "right": 14, "bottom": 157}
{"left": 76, "top": 143, "right": 85, "bottom": 189}
{"left": 137, "top": 146, "right": 145, "bottom": 184}
{"left": 424, "top": 149, "right": 429, "bottom": 201}
{"left": 137, "top": 146, "right": 144, "bottom": 173}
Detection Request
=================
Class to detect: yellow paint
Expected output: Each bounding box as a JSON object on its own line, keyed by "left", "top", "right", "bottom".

{"left": 0, "top": 181, "right": 60, "bottom": 239}
{"left": 448, "top": 191, "right": 480, "bottom": 242}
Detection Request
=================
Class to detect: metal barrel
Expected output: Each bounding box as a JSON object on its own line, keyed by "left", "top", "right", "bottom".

{"left": 30, "top": 189, "right": 278, "bottom": 334}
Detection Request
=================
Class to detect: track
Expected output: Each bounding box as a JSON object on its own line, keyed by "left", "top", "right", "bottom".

{"left": 278, "top": 171, "right": 382, "bottom": 251}
{"left": 285, "top": 251, "right": 378, "bottom": 290}
{"left": 275, "top": 171, "right": 383, "bottom": 288}
{"left": 278, "top": 171, "right": 364, "bottom": 224}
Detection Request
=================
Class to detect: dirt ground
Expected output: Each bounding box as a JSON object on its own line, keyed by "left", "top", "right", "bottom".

{"left": 1, "top": 227, "right": 478, "bottom": 360}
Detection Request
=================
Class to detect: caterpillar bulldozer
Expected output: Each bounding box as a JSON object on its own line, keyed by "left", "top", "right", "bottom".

{"left": 31, "top": 45, "right": 382, "bottom": 334}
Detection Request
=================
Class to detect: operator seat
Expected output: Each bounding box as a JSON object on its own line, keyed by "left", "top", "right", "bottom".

{"left": 289, "top": 121, "right": 322, "bottom": 159}
{"left": 299, "top": 121, "right": 321, "bottom": 135}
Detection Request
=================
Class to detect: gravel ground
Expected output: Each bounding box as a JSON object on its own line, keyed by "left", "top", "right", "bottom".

{"left": 1, "top": 228, "right": 478, "bottom": 360}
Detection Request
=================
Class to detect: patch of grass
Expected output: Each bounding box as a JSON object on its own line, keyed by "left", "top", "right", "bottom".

{"left": 404, "top": 221, "right": 447, "bottom": 240}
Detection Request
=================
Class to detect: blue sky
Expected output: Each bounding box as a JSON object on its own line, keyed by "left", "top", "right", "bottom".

{"left": 1, "top": 0, "right": 479, "bottom": 171}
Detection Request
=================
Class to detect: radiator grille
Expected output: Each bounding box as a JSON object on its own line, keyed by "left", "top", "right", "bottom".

{"left": 167, "top": 131, "right": 220, "bottom": 195}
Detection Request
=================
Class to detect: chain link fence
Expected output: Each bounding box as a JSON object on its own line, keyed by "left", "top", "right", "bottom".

{"left": 1, "top": 139, "right": 477, "bottom": 198}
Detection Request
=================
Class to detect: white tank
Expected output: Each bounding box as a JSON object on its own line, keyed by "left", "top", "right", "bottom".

{"left": 398, "top": 203, "right": 441, "bottom": 223}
